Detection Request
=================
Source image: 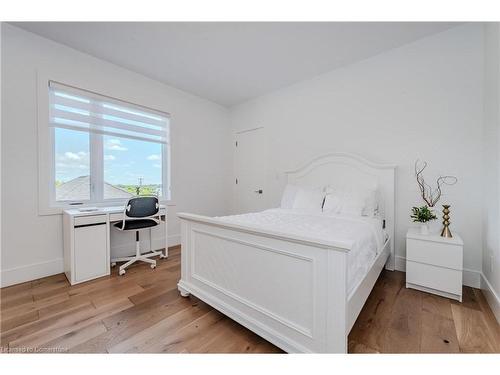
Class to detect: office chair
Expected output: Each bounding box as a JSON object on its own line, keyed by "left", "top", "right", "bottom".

{"left": 111, "top": 196, "right": 166, "bottom": 275}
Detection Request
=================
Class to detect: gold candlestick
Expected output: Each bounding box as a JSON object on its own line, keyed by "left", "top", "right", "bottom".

{"left": 440, "top": 205, "right": 452, "bottom": 238}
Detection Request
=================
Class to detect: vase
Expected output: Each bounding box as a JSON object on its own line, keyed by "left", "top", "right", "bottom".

{"left": 420, "top": 223, "right": 429, "bottom": 235}
{"left": 440, "top": 204, "right": 452, "bottom": 238}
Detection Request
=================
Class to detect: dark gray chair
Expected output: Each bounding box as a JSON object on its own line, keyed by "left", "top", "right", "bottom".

{"left": 111, "top": 196, "right": 165, "bottom": 275}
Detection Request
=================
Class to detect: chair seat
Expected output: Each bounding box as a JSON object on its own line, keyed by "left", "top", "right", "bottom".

{"left": 114, "top": 219, "right": 158, "bottom": 231}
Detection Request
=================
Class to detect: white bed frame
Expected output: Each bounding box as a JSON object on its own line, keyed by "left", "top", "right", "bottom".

{"left": 177, "top": 152, "right": 396, "bottom": 353}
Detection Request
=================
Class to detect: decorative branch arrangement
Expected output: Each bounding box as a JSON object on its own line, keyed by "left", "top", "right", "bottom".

{"left": 414, "top": 160, "right": 458, "bottom": 207}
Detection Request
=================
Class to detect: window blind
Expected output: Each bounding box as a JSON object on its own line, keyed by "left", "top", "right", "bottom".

{"left": 49, "top": 81, "right": 169, "bottom": 144}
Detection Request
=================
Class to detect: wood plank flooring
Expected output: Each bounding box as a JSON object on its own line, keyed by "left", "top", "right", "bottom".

{"left": 1, "top": 246, "right": 499, "bottom": 353}
{"left": 349, "top": 270, "right": 500, "bottom": 353}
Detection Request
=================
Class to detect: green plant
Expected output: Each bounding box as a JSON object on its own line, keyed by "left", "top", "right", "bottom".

{"left": 410, "top": 206, "right": 437, "bottom": 223}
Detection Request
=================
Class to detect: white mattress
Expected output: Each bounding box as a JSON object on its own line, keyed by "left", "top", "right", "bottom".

{"left": 216, "top": 208, "right": 385, "bottom": 296}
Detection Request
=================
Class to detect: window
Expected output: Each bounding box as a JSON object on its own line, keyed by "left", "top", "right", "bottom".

{"left": 48, "top": 81, "right": 170, "bottom": 206}
{"left": 54, "top": 128, "right": 91, "bottom": 201}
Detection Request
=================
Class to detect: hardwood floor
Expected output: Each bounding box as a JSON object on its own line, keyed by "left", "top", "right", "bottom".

{"left": 1, "top": 246, "right": 499, "bottom": 353}
{"left": 349, "top": 270, "right": 500, "bottom": 353}
{"left": 0, "top": 246, "right": 281, "bottom": 354}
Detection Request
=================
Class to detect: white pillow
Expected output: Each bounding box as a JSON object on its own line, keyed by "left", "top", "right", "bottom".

{"left": 363, "top": 189, "right": 379, "bottom": 217}
{"left": 340, "top": 194, "right": 366, "bottom": 216}
{"left": 323, "top": 193, "right": 342, "bottom": 213}
{"left": 324, "top": 184, "right": 379, "bottom": 216}
{"left": 292, "top": 187, "right": 325, "bottom": 210}
{"left": 280, "top": 184, "right": 299, "bottom": 209}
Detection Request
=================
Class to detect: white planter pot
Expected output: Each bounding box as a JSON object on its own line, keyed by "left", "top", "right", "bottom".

{"left": 420, "top": 223, "right": 429, "bottom": 235}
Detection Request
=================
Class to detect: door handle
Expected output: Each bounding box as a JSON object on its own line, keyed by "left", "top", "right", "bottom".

{"left": 254, "top": 189, "right": 263, "bottom": 194}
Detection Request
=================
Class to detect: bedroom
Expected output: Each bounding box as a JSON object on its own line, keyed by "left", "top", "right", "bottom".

{"left": 0, "top": 0, "right": 499, "bottom": 370}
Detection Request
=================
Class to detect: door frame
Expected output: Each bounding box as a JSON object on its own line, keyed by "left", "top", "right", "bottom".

{"left": 233, "top": 126, "right": 268, "bottom": 213}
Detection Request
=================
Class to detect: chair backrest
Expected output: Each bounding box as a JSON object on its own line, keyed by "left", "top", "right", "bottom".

{"left": 124, "top": 196, "right": 159, "bottom": 219}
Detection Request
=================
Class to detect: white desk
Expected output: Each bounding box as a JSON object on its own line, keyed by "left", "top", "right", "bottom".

{"left": 63, "top": 205, "right": 167, "bottom": 285}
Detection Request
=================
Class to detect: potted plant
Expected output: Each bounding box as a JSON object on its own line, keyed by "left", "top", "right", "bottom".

{"left": 411, "top": 206, "right": 437, "bottom": 235}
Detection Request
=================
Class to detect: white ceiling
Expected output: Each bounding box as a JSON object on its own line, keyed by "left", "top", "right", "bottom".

{"left": 12, "top": 22, "right": 460, "bottom": 107}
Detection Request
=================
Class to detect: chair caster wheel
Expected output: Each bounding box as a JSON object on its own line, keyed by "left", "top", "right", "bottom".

{"left": 111, "top": 262, "right": 116, "bottom": 267}
{"left": 160, "top": 254, "right": 166, "bottom": 259}
{"left": 151, "top": 264, "right": 156, "bottom": 269}
{"left": 119, "top": 269, "right": 126, "bottom": 275}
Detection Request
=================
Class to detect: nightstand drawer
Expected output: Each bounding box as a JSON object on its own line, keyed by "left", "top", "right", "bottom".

{"left": 406, "top": 238, "right": 462, "bottom": 270}
{"left": 406, "top": 260, "right": 462, "bottom": 296}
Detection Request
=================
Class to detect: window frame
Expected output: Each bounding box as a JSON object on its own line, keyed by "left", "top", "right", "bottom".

{"left": 37, "top": 72, "right": 171, "bottom": 215}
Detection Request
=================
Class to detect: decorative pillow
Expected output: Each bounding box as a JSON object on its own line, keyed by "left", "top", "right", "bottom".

{"left": 340, "top": 194, "right": 365, "bottom": 216}
{"left": 324, "top": 184, "right": 379, "bottom": 216}
{"left": 292, "top": 187, "right": 325, "bottom": 210}
{"left": 323, "top": 193, "right": 342, "bottom": 213}
{"left": 280, "top": 184, "right": 299, "bottom": 209}
{"left": 362, "top": 189, "right": 379, "bottom": 217}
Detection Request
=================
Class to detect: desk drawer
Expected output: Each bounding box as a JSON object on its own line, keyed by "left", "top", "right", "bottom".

{"left": 406, "top": 238, "right": 462, "bottom": 270}
{"left": 74, "top": 215, "right": 107, "bottom": 227}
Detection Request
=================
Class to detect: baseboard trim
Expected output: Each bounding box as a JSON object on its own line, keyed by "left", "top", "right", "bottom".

{"left": 395, "top": 255, "right": 481, "bottom": 288}
{"left": 395, "top": 255, "right": 406, "bottom": 272}
{"left": 1, "top": 233, "right": 181, "bottom": 288}
{"left": 463, "top": 269, "right": 481, "bottom": 289}
{"left": 0, "top": 258, "right": 64, "bottom": 288}
{"left": 168, "top": 234, "right": 181, "bottom": 247}
{"left": 480, "top": 273, "right": 500, "bottom": 324}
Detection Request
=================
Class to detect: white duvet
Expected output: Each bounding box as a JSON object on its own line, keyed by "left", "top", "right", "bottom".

{"left": 216, "top": 208, "right": 385, "bottom": 296}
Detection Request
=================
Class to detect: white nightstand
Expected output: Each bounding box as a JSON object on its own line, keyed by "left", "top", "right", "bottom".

{"left": 406, "top": 227, "right": 463, "bottom": 302}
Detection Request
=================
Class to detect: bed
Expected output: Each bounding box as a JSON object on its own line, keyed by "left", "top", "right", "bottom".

{"left": 177, "top": 153, "right": 396, "bottom": 353}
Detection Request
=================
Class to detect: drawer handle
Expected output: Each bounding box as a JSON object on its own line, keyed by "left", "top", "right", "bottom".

{"left": 75, "top": 222, "right": 106, "bottom": 228}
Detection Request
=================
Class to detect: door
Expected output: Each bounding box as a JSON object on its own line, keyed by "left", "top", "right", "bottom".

{"left": 74, "top": 223, "right": 108, "bottom": 282}
{"left": 234, "top": 127, "right": 268, "bottom": 213}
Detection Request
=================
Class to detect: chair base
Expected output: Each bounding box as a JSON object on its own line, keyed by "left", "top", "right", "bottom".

{"left": 111, "top": 240, "right": 166, "bottom": 275}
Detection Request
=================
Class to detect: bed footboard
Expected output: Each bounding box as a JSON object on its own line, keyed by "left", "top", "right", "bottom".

{"left": 177, "top": 213, "right": 350, "bottom": 353}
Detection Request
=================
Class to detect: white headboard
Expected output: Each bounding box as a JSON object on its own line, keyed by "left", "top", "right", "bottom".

{"left": 284, "top": 152, "right": 396, "bottom": 270}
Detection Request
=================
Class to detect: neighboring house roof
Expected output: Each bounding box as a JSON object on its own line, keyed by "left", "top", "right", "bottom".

{"left": 56, "top": 175, "right": 134, "bottom": 201}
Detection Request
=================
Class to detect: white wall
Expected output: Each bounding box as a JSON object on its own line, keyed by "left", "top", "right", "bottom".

{"left": 0, "top": 22, "right": 3, "bottom": 284}
{"left": 0, "top": 24, "right": 232, "bottom": 286}
{"left": 482, "top": 23, "right": 500, "bottom": 322}
{"left": 230, "top": 24, "right": 485, "bottom": 285}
